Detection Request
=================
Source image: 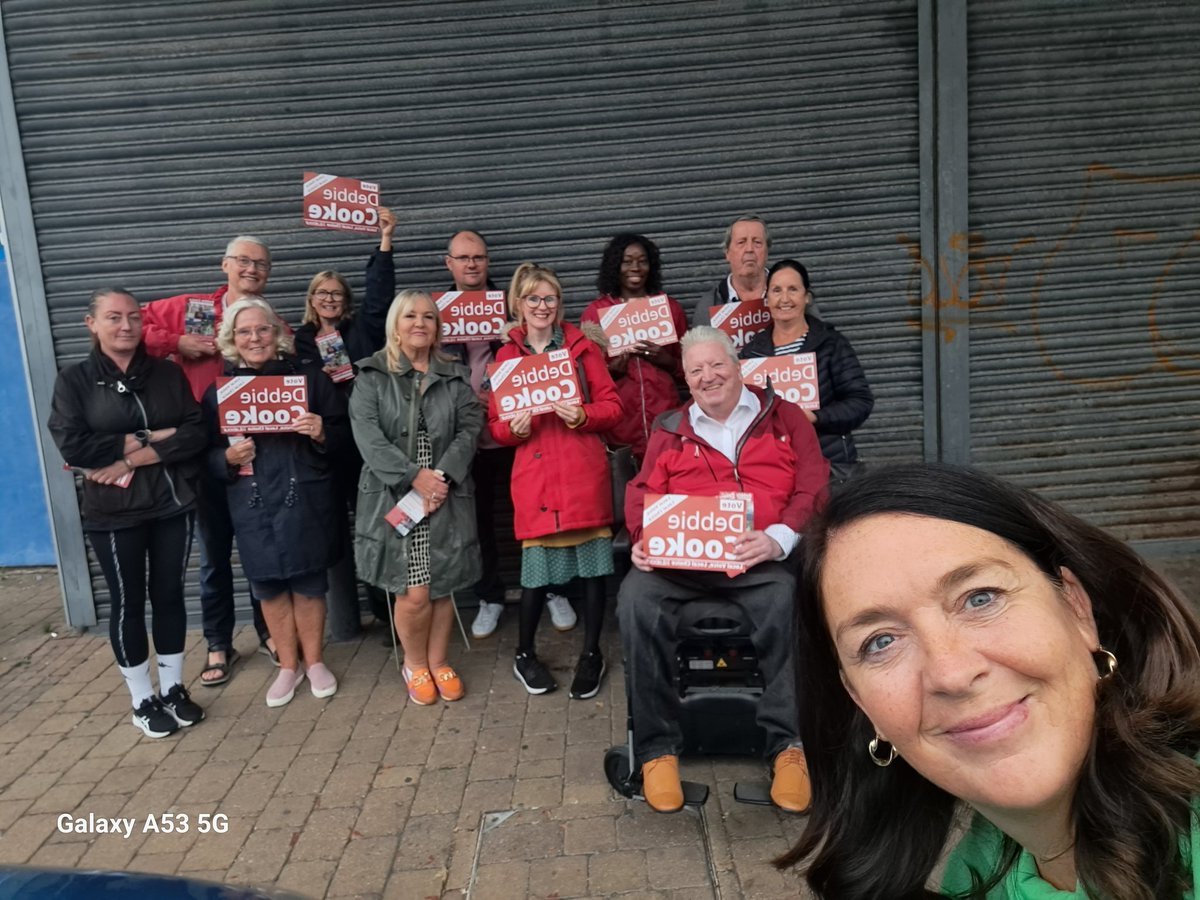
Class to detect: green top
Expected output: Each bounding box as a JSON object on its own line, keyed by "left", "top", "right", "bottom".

{"left": 941, "top": 800, "right": 1198, "bottom": 899}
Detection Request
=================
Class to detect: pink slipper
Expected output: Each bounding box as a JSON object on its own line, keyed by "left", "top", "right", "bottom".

{"left": 266, "top": 668, "right": 305, "bottom": 708}
{"left": 307, "top": 662, "right": 338, "bottom": 699}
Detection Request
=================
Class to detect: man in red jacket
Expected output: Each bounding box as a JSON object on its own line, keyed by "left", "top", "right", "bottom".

{"left": 620, "top": 326, "right": 829, "bottom": 814}
{"left": 141, "top": 236, "right": 274, "bottom": 685}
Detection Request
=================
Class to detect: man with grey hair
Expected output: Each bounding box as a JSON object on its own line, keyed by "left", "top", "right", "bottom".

{"left": 618, "top": 326, "right": 828, "bottom": 815}
{"left": 690, "top": 215, "right": 770, "bottom": 326}
{"left": 142, "top": 236, "right": 277, "bottom": 686}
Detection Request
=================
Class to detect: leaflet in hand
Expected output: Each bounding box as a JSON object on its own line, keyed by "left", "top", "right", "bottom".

{"left": 709, "top": 299, "right": 771, "bottom": 350}
{"left": 740, "top": 354, "right": 820, "bottom": 410}
{"left": 486, "top": 349, "right": 582, "bottom": 421}
{"left": 184, "top": 298, "right": 216, "bottom": 336}
{"left": 302, "top": 171, "right": 380, "bottom": 235}
{"left": 642, "top": 492, "right": 754, "bottom": 577}
{"left": 228, "top": 435, "right": 253, "bottom": 476}
{"left": 216, "top": 375, "right": 309, "bottom": 434}
{"left": 384, "top": 489, "right": 427, "bottom": 536}
{"left": 597, "top": 295, "right": 678, "bottom": 357}
{"left": 432, "top": 290, "right": 507, "bottom": 344}
{"left": 316, "top": 330, "right": 354, "bottom": 383}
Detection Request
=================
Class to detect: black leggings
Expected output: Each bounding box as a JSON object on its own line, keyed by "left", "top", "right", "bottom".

{"left": 517, "top": 576, "right": 607, "bottom": 656}
{"left": 88, "top": 511, "right": 193, "bottom": 667}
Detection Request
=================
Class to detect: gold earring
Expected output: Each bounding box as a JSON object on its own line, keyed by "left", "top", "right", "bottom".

{"left": 1094, "top": 648, "right": 1118, "bottom": 680}
{"left": 868, "top": 736, "right": 897, "bottom": 767}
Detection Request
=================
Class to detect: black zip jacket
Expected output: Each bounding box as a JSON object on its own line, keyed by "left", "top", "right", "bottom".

{"left": 739, "top": 315, "right": 873, "bottom": 464}
{"left": 49, "top": 345, "right": 204, "bottom": 530}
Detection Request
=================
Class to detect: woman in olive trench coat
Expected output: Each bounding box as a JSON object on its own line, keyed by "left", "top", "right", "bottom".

{"left": 350, "top": 290, "right": 483, "bottom": 705}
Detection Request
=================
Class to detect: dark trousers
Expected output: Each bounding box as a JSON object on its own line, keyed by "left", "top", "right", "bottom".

{"left": 196, "top": 476, "right": 267, "bottom": 652}
{"left": 617, "top": 561, "right": 800, "bottom": 767}
{"left": 88, "top": 511, "right": 193, "bottom": 667}
{"left": 471, "top": 445, "right": 514, "bottom": 604}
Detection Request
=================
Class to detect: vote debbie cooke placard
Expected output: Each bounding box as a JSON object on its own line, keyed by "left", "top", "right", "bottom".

{"left": 709, "top": 298, "right": 771, "bottom": 350}
{"left": 597, "top": 294, "right": 679, "bottom": 356}
{"left": 487, "top": 349, "right": 583, "bottom": 421}
{"left": 432, "top": 290, "right": 507, "bottom": 344}
{"left": 740, "top": 354, "right": 821, "bottom": 410}
{"left": 642, "top": 493, "right": 755, "bottom": 577}
{"left": 302, "top": 172, "right": 380, "bottom": 234}
{"left": 216, "top": 375, "right": 310, "bottom": 434}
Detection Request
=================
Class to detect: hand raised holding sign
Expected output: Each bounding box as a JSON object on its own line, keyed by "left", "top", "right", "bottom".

{"left": 291, "top": 411, "right": 325, "bottom": 444}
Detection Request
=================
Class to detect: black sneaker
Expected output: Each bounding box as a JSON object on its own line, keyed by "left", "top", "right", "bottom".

{"left": 569, "top": 651, "right": 606, "bottom": 699}
{"left": 513, "top": 651, "right": 557, "bottom": 695}
{"left": 160, "top": 684, "right": 205, "bottom": 727}
{"left": 131, "top": 696, "right": 180, "bottom": 738}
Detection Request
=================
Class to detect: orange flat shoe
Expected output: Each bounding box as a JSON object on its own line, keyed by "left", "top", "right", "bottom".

{"left": 641, "top": 754, "right": 684, "bottom": 813}
{"left": 770, "top": 747, "right": 812, "bottom": 813}
{"left": 432, "top": 665, "right": 465, "bottom": 701}
{"left": 403, "top": 666, "right": 438, "bottom": 706}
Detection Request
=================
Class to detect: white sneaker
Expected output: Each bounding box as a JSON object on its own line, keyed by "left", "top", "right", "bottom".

{"left": 471, "top": 600, "right": 503, "bottom": 638}
{"left": 546, "top": 592, "right": 577, "bottom": 631}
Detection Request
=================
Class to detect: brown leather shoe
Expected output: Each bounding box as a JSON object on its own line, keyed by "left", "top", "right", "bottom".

{"left": 770, "top": 747, "right": 812, "bottom": 813}
{"left": 641, "top": 754, "right": 684, "bottom": 813}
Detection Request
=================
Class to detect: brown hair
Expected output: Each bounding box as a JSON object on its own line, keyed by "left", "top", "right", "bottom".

{"left": 301, "top": 270, "right": 354, "bottom": 327}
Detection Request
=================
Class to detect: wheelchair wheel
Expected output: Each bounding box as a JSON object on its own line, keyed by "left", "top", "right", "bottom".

{"left": 604, "top": 745, "right": 638, "bottom": 798}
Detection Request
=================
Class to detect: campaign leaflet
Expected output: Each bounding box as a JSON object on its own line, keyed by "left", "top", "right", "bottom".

{"left": 740, "top": 353, "right": 821, "bottom": 410}
{"left": 432, "top": 290, "right": 507, "bottom": 344}
{"left": 597, "top": 294, "right": 679, "bottom": 357}
{"left": 316, "top": 330, "right": 354, "bottom": 383}
{"left": 486, "top": 349, "right": 583, "bottom": 421}
{"left": 302, "top": 172, "right": 380, "bottom": 235}
{"left": 183, "top": 298, "right": 216, "bottom": 336}
{"left": 642, "top": 492, "right": 755, "bottom": 577}
{"left": 216, "top": 375, "right": 309, "bottom": 435}
{"left": 709, "top": 298, "right": 771, "bottom": 350}
{"left": 63, "top": 463, "right": 133, "bottom": 489}
{"left": 384, "top": 489, "right": 427, "bottom": 537}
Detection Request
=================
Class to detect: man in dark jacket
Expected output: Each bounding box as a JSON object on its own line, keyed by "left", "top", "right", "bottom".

{"left": 689, "top": 215, "right": 771, "bottom": 327}
{"left": 619, "top": 326, "right": 828, "bottom": 815}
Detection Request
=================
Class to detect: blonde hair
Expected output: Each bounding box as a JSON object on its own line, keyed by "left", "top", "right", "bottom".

{"left": 217, "top": 297, "right": 293, "bottom": 364}
{"left": 384, "top": 290, "right": 452, "bottom": 372}
{"left": 302, "top": 270, "right": 354, "bottom": 327}
{"left": 507, "top": 261, "right": 564, "bottom": 326}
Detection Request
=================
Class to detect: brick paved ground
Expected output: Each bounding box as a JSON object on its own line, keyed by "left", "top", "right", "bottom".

{"left": 2, "top": 558, "right": 1196, "bottom": 899}
{"left": 0, "top": 567, "right": 812, "bottom": 899}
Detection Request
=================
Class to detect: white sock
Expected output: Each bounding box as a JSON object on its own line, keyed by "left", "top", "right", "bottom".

{"left": 119, "top": 661, "right": 155, "bottom": 708}
{"left": 156, "top": 653, "right": 185, "bottom": 694}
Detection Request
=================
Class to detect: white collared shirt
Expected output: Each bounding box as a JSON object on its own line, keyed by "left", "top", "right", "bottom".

{"left": 687, "top": 386, "right": 798, "bottom": 559}
{"left": 725, "top": 271, "right": 768, "bottom": 303}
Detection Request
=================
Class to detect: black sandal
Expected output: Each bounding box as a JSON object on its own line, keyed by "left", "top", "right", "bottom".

{"left": 200, "top": 647, "right": 240, "bottom": 687}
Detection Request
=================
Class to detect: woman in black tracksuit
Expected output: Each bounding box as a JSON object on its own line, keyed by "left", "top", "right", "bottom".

{"left": 49, "top": 288, "right": 207, "bottom": 739}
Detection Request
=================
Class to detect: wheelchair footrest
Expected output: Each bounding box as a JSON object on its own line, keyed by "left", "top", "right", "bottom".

{"left": 681, "top": 780, "right": 710, "bottom": 806}
{"left": 732, "top": 781, "right": 773, "bottom": 805}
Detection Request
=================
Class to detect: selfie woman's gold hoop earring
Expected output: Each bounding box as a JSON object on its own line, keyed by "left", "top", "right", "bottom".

{"left": 1094, "top": 648, "right": 1118, "bottom": 680}
{"left": 868, "top": 736, "right": 897, "bottom": 767}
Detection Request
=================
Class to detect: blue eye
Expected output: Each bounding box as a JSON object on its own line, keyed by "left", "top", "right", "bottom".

{"left": 965, "top": 590, "right": 997, "bottom": 609}
{"left": 862, "top": 633, "right": 895, "bottom": 656}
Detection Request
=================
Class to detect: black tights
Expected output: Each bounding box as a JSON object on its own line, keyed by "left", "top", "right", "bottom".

{"left": 517, "top": 577, "right": 607, "bottom": 656}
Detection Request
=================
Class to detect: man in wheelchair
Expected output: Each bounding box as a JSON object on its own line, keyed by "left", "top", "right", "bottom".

{"left": 618, "top": 326, "right": 829, "bottom": 813}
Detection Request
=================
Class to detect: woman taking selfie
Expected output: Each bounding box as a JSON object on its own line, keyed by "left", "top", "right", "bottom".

{"left": 781, "top": 463, "right": 1200, "bottom": 899}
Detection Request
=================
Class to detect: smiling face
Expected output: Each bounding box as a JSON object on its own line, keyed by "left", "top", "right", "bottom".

{"left": 309, "top": 277, "right": 348, "bottom": 325}
{"left": 619, "top": 243, "right": 650, "bottom": 298}
{"left": 821, "top": 513, "right": 1100, "bottom": 826}
{"left": 683, "top": 339, "right": 743, "bottom": 422}
{"left": 231, "top": 306, "right": 278, "bottom": 369}
{"left": 766, "top": 265, "right": 809, "bottom": 326}
{"left": 222, "top": 240, "right": 271, "bottom": 298}
{"left": 725, "top": 220, "right": 768, "bottom": 280}
{"left": 519, "top": 279, "right": 561, "bottom": 334}
{"left": 393, "top": 295, "right": 440, "bottom": 357}
{"left": 87, "top": 292, "right": 142, "bottom": 357}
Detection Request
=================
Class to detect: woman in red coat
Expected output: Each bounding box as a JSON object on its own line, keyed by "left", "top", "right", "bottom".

{"left": 580, "top": 233, "right": 687, "bottom": 462}
{"left": 488, "top": 262, "right": 623, "bottom": 700}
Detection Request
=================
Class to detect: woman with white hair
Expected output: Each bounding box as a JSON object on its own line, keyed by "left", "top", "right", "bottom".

{"left": 201, "top": 297, "right": 350, "bottom": 707}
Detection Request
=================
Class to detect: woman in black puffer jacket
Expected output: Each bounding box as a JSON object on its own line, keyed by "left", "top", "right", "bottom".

{"left": 49, "top": 288, "right": 207, "bottom": 740}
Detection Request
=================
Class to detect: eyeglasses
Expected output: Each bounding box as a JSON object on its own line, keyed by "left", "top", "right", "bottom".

{"left": 447, "top": 254, "right": 488, "bottom": 265}
{"left": 225, "top": 255, "right": 271, "bottom": 272}
{"left": 234, "top": 325, "right": 275, "bottom": 339}
{"left": 313, "top": 290, "right": 346, "bottom": 301}
{"left": 522, "top": 295, "right": 559, "bottom": 307}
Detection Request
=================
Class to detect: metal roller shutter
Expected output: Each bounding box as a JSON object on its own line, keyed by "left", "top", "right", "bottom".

{"left": 5, "top": 0, "right": 922, "bottom": 623}
{"left": 967, "top": 0, "right": 1200, "bottom": 542}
